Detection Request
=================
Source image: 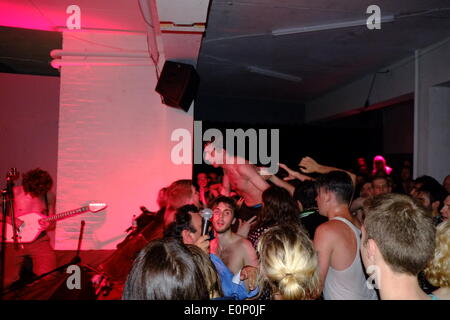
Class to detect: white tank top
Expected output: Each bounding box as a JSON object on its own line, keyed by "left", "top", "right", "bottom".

{"left": 323, "top": 217, "right": 378, "bottom": 300}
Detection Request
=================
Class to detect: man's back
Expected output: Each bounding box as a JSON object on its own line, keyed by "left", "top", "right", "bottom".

{"left": 223, "top": 163, "right": 268, "bottom": 206}
{"left": 319, "top": 217, "right": 377, "bottom": 300}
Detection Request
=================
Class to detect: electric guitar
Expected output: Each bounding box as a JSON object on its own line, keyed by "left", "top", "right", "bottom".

{"left": 2, "top": 202, "right": 107, "bottom": 243}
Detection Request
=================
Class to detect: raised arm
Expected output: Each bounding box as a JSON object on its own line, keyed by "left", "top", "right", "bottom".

{"left": 267, "top": 174, "right": 295, "bottom": 196}
{"left": 279, "top": 163, "right": 315, "bottom": 182}
{"left": 299, "top": 157, "right": 356, "bottom": 186}
{"left": 220, "top": 173, "right": 231, "bottom": 196}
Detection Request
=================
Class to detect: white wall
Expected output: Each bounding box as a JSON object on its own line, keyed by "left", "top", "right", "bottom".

{"left": 420, "top": 85, "right": 450, "bottom": 183}
{"left": 414, "top": 39, "right": 450, "bottom": 180}
{"left": 55, "top": 31, "right": 193, "bottom": 250}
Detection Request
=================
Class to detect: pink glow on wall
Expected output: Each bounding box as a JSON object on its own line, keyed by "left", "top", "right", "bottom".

{"left": 0, "top": 2, "right": 62, "bottom": 31}
{"left": 55, "top": 31, "right": 193, "bottom": 250}
{"left": 0, "top": 0, "right": 148, "bottom": 32}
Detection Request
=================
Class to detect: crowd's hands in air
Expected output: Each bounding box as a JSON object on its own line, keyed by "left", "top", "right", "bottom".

{"left": 298, "top": 156, "right": 322, "bottom": 174}
{"left": 278, "top": 160, "right": 316, "bottom": 182}
{"left": 279, "top": 163, "right": 314, "bottom": 181}
{"left": 236, "top": 216, "right": 257, "bottom": 238}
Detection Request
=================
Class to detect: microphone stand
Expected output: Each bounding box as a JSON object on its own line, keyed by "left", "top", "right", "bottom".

{"left": 0, "top": 220, "right": 87, "bottom": 298}
{"left": 0, "top": 168, "right": 21, "bottom": 299}
{"left": 0, "top": 189, "right": 8, "bottom": 298}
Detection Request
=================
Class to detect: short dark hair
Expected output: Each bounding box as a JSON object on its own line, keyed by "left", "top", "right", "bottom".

{"left": 293, "top": 181, "right": 317, "bottom": 210}
{"left": 414, "top": 175, "right": 439, "bottom": 187}
{"left": 164, "top": 204, "right": 199, "bottom": 240}
{"left": 122, "top": 238, "right": 209, "bottom": 300}
{"left": 418, "top": 180, "right": 447, "bottom": 210}
{"left": 363, "top": 193, "right": 436, "bottom": 276}
{"left": 209, "top": 196, "right": 237, "bottom": 215}
{"left": 315, "top": 171, "right": 354, "bottom": 205}
{"left": 372, "top": 176, "right": 389, "bottom": 185}
{"left": 22, "top": 168, "right": 53, "bottom": 197}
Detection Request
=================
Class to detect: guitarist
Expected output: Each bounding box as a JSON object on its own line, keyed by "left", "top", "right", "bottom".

{"left": 3, "top": 168, "right": 56, "bottom": 289}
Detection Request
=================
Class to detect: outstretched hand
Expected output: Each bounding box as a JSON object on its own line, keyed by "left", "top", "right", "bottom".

{"left": 279, "top": 163, "right": 314, "bottom": 182}
{"left": 299, "top": 156, "right": 320, "bottom": 174}
{"left": 279, "top": 163, "right": 299, "bottom": 181}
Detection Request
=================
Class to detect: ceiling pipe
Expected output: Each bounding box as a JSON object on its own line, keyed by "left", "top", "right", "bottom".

{"left": 50, "top": 50, "right": 150, "bottom": 59}
{"left": 50, "top": 59, "right": 154, "bottom": 68}
{"left": 138, "top": 0, "right": 166, "bottom": 74}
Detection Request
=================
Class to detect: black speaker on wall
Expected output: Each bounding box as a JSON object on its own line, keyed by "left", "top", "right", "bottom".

{"left": 155, "top": 61, "right": 200, "bottom": 112}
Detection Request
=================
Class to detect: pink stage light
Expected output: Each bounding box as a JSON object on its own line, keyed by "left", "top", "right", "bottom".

{"left": 0, "top": 2, "right": 62, "bottom": 31}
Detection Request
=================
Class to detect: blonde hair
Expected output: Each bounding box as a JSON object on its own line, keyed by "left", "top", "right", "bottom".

{"left": 257, "top": 224, "right": 320, "bottom": 300}
{"left": 186, "top": 244, "right": 223, "bottom": 299}
{"left": 424, "top": 221, "right": 450, "bottom": 288}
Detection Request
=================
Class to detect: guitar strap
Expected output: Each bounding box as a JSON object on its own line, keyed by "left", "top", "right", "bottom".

{"left": 44, "top": 193, "right": 49, "bottom": 216}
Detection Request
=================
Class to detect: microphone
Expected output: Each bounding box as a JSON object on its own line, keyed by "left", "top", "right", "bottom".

{"left": 200, "top": 208, "right": 213, "bottom": 236}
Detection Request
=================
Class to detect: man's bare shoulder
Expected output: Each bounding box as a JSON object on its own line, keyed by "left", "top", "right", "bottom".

{"left": 314, "top": 220, "right": 342, "bottom": 241}
{"left": 235, "top": 163, "right": 257, "bottom": 174}
{"left": 231, "top": 233, "right": 252, "bottom": 248}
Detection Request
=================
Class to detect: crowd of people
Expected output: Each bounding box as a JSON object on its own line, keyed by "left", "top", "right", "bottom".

{"left": 121, "top": 149, "right": 450, "bottom": 300}
{"left": 2, "top": 150, "right": 449, "bottom": 301}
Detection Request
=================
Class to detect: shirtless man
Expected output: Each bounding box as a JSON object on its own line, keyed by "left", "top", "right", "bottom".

{"left": 204, "top": 142, "right": 274, "bottom": 236}
{"left": 204, "top": 143, "right": 269, "bottom": 206}
{"left": 3, "top": 168, "right": 56, "bottom": 289}
{"left": 164, "top": 204, "right": 258, "bottom": 298}
{"left": 209, "top": 196, "right": 259, "bottom": 275}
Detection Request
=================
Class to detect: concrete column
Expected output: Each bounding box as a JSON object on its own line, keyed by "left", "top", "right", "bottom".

{"left": 55, "top": 31, "right": 193, "bottom": 249}
{"left": 414, "top": 39, "right": 450, "bottom": 181}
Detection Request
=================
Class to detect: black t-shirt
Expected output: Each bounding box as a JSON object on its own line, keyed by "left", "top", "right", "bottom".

{"left": 299, "top": 209, "right": 328, "bottom": 240}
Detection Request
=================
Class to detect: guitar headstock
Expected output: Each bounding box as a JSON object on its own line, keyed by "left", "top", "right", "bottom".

{"left": 88, "top": 202, "right": 107, "bottom": 213}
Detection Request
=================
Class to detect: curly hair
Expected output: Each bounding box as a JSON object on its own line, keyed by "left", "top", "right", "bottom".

{"left": 424, "top": 221, "right": 450, "bottom": 288}
{"left": 257, "top": 224, "right": 320, "bottom": 300}
{"left": 22, "top": 168, "right": 53, "bottom": 197}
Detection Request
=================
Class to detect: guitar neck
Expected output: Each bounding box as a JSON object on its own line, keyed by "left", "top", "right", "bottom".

{"left": 43, "top": 206, "right": 89, "bottom": 223}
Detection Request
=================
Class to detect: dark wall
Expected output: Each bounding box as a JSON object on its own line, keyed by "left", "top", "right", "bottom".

{"left": 194, "top": 94, "right": 305, "bottom": 124}
{"left": 0, "top": 73, "right": 60, "bottom": 190}
{"left": 193, "top": 101, "right": 413, "bottom": 178}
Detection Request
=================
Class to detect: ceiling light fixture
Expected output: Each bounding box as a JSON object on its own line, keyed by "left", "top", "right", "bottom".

{"left": 272, "top": 15, "right": 395, "bottom": 36}
{"left": 247, "top": 66, "right": 302, "bottom": 82}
